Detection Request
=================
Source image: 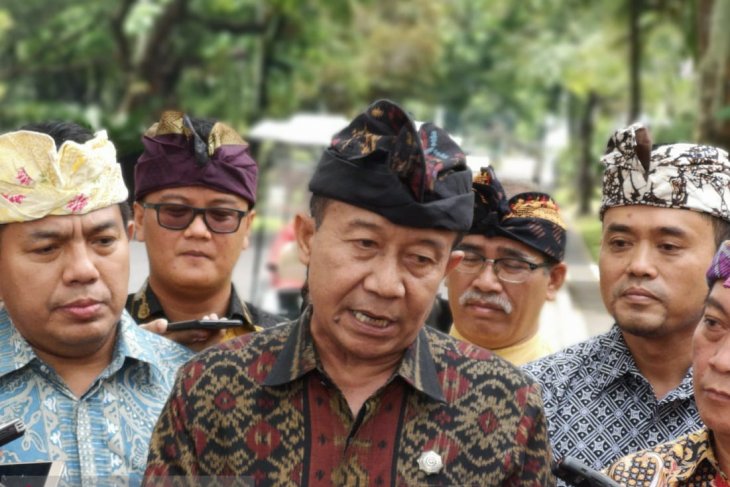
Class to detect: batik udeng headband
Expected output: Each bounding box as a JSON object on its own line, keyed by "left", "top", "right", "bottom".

{"left": 600, "top": 123, "right": 730, "bottom": 221}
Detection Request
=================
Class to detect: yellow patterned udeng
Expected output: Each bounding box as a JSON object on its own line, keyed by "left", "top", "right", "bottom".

{"left": 0, "top": 130, "right": 128, "bottom": 223}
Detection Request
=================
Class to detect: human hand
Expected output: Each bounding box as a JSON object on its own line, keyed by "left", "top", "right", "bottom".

{"left": 139, "top": 316, "right": 227, "bottom": 352}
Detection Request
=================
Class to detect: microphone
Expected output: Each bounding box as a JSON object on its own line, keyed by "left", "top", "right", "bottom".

{"left": 552, "top": 456, "right": 621, "bottom": 487}
{"left": 0, "top": 419, "right": 26, "bottom": 448}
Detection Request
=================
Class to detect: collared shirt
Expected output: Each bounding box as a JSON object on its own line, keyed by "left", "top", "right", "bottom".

{"left": 605, "top": 427, "right": 730, "bottom": 486}
{"left": 523, "top": 325, "right": 701, "bottom": 473}
{"left": 144, "top": 307, "right": 555, "bottom": 486}
{"left": 450, "top": 326, "right": 553, "bottom": 365}
{"left": 0, "top": 308, "right": 192, "bottom": 487}
{"left": 126, "top": 280, "right": 283, "bottom": 340}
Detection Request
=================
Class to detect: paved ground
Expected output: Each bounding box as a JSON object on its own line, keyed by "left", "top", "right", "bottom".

{"left": 128, "top": 214, "right": 613, "bottom": 352}
{"left": 538, "top": 223, "right": 613, "bottom": 351}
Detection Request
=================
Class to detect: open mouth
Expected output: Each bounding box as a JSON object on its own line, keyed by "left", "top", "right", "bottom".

{"left": 352, "top": 310, "right": 391, "bottom": 329}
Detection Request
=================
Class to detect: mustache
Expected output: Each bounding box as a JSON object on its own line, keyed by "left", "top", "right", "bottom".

{"left": 458, "top": 289, "right": 513, "bottom": 314}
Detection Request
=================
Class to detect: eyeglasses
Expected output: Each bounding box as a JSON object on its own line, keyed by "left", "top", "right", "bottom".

{"left": 142, "top": 202, "right": 247, "bottom": 234}
{"left": 455, "top": 249, "right": 551, "bottom": 283}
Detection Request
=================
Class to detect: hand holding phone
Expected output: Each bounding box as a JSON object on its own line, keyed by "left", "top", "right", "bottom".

{"left": 165, "top": 318, "right": 244, "bottom": 332}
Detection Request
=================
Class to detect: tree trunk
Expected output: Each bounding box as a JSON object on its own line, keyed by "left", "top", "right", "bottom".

{"left": 578, "top": 92, "right": 598, "bottom": 216}
{"left": 628, "top": 0, "right": 643, "bottom": 123}
{"left": 696, "top": 0, "right": 730, "bottom": 147}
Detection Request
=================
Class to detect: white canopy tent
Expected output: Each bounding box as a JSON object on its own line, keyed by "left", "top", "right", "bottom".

{"left": 248, "top": 113, "right": 349, "bottom": 147}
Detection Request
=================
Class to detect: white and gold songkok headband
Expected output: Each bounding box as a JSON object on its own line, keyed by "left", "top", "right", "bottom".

{"left": 0, "top": 130, "right": 128, "bottom": 223}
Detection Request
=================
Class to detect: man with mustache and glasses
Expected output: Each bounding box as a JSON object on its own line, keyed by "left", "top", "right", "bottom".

{"left": 126, "top": 111, "right": 282, "bottom": 352}
{"left": 446, "top": 166, "right": 567, "bottom": 365}
{"left": 524, "top": 123, "right": 730, "bottom": 479}
{"left": 605, "top": 240, "right": 730, "bottom": 485}
{"left": 144, "top": 100, "right": 554, "bottom": 486}
{"left": 0, "top": 121, "right": 191, "bottom": 486}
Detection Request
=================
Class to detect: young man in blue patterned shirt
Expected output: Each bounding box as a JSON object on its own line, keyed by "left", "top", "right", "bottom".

{"left": 0, "top": 121, "right": 192, "bottom": 486}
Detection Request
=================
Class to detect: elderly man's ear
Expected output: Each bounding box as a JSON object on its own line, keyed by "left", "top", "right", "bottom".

{"left": 294, "top": 213, "right": 315, "bottom": 267}
{"left": 546, "top": 263, "right": 568, "bottom": 301}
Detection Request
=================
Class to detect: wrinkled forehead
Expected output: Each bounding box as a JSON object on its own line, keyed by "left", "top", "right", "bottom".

{"left": 322, "top": 200, "right": 458, "bottom": 249}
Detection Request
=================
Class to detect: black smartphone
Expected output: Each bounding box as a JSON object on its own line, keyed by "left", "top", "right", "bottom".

{"left": 165, "top": 318, "right": 244, "bottom": 332}
{"left": 0, "top": 418, "right": 26, "bottom": 447}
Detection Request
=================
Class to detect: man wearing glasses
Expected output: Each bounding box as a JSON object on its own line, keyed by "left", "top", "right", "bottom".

{"left": 144, "top": 100, "right": 554, "bottom": 485}
{"left": 126, "top": 111, "right": 281, "bottom": 351}
{"left": 446, "top": 166, "right": 567, "bottom": 365}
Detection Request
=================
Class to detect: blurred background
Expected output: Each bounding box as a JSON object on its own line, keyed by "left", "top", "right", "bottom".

{"left": 2, "top": 0, "right": 729, "bottom": 340}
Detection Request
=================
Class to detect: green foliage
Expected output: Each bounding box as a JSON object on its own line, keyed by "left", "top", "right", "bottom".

{"left": 0, "top": 0, "right": 723, "bottom": 211}
{"left": 573, "top": 212, "right": 603, "bottom": 262}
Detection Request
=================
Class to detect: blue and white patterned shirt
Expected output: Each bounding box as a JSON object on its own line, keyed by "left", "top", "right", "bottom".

{"left": 0, "top": 308, "right": 192, "bottom": 486}
{"left": 523, "top": 325, "right": 701, "bottom": 474}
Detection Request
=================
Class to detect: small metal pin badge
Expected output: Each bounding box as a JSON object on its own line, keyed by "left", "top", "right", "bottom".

{"left": 417, "top": 450, "right": 443, "bottom": 475}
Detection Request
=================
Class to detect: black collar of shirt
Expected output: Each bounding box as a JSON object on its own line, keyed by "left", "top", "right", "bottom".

{"left": 127, "top": 279, "right": 256, "bottom": 332}
{"left": 263, "top": 305, "right": 446, "bottom": 404}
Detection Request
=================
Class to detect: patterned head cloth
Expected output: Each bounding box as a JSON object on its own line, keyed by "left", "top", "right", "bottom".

{"left": 0, "top": 130, "right": 128, "bottom": 224}
{"left": 309, "top": 99, "right": 473, "bottom": 231}
{"left": 134, "top": 111, "right": 258, "bottom": 205}
{"left": 706, "top": 240, "right": 730, "bottom": 288}
{"left": 600, "top": 123, "right": 730, "bottom": 221}
{"left": 470, "top": 166, "right": 567, "bottom": 261}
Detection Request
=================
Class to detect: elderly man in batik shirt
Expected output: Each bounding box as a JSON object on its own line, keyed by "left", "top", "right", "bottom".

{"left": 144, "top": 99, "right": 554, "bottom": 486}
{"left": 0, "top": 122, "right": 191, "bottom": 486}
{"left": 605, "top": 240, "right": 730, "bottom": 486}
{"left": 524, "top": 124, "right": 730, "bottom": 479}
{"left": 447, "top": 166, "right": 567, "bottom": 365}
{"left": 126, "top": 112, "right": 281, "bottom": 352}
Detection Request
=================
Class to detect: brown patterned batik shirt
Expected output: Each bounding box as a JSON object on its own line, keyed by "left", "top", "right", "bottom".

{"left": 144, "top": 307, "right": 554, "bottom": 486}
{"left": 605, "top": 428, "right": 730, "bottom": 486}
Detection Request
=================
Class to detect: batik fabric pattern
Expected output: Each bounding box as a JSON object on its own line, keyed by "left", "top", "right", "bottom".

{"left": 605, "top": 428, "right": 730, "bottom": 486}
{"left": 309, "top": 99, "right": 474, "bottom": 232}
{"left": 707, "top": 239, "right": 730, "bottom": 289}
{"left": 523, "top": 325, "right": 701, "bottom": 479}
{"left": 0, "top": 308, "right": 192, "bottom": 487}
{"left": 600, "top": 123, "right": 730, "bottom": 221}
{"left": 144, "top": 307, "right": 554, "bottom": 486}
{"left": 125, "top": 279, "right": 283, "bottom": 341}
{"left": 471, "top": 166, "right": 567, "bottom": 261}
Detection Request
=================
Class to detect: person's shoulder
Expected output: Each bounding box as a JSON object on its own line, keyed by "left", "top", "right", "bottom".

{"left": 522, "top": 329, "right": 611, "bottom": 382}
{"left": 196, "top": 320, "right": 294, "bottom": 366}
{"left": 604, "top": 429, "right": 708, "bottom": 485}
{"left": 173, "top": 321, "right": 295, "bottom": 395}
{"left": 245, "top": 301, "right": 286, "bottom": 328}
{"left": 424, "top": 327, "right": 537, "bottom": 390}
{"left": 122, "top": 314, "right": 193, "bottom": 365}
